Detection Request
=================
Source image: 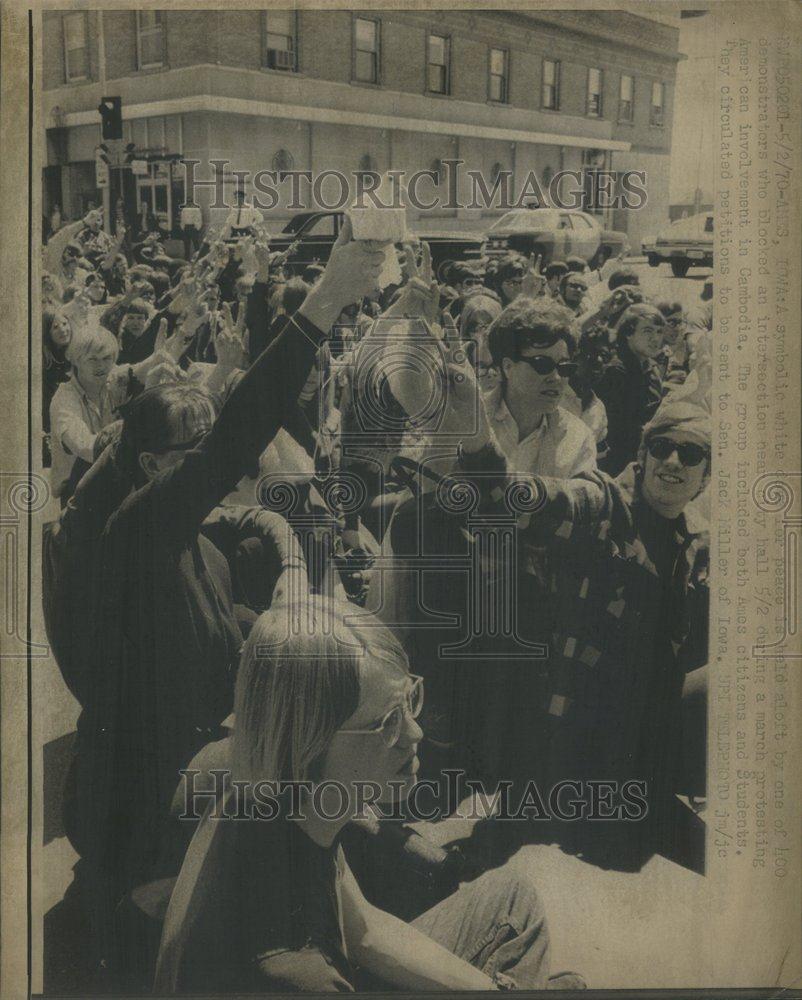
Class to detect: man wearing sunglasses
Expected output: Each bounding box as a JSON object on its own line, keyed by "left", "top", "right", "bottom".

{"left": 495, "top": 254, "right": 529, "bottom": 306}
{"left": 445, "top": 262, "right": 486, "bottom": 321}
{"left": 559, "top": 271, "right": 589, "bottom": 316}
{"left": 483, "top": 298, "right": 597, "bottom": 478}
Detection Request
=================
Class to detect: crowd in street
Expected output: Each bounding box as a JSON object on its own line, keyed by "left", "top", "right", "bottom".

{"left": 41, "top": 204, "right": 713, "bottom": 994}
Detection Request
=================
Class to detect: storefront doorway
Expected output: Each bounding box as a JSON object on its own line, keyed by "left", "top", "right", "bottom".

{"left": 134, "top": 159, "right": 184, "bottom": 236}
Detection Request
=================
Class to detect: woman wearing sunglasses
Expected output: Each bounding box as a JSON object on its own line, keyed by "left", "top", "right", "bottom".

{"left": 482, "top": 297, "right": 597, "bottom": 479}
{"left": 156, "top": 594, "right": 561, "bottom": 994}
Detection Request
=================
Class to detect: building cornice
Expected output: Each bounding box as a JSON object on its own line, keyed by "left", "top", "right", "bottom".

{"left": 45, "top": 65, "right": 633, "bottom": 152}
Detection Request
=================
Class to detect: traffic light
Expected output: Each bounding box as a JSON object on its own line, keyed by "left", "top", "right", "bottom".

{"left": 98, "top": 96, "right": 123, "bottom": 140}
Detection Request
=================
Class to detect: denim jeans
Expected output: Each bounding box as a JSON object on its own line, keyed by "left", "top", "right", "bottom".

{"left": 410, "top": 866, "right": 551, "bottom": 989}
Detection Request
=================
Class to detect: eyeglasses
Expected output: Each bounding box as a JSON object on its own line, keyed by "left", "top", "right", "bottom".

{"left": 647, "top": 436, "right": 708, "bottom": 467}
{"left": 338, "top": 674, "right": 424, "bottom": 748}
{"left": 566, "top": 281, "right": 587, "bottom": 291}
{"left": 518, "top": 355, "right": 577, "bottom": 378}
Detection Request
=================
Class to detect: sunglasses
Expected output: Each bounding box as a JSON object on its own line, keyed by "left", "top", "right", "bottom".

{"left": 518, "top": 355, "right": 577, "bottom": 378}
{"left": 338, "top": 674, "right": 424, "bottom": 749}
{"left": 647, "top": 436, "right": 708, "bottom": 467}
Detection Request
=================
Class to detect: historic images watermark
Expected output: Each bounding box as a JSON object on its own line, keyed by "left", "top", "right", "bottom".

{"left": 182, "top": 159, "right": 649, "bottom": 213}
{"left": 177, "top": 768, "right": 650, "bottom": 824}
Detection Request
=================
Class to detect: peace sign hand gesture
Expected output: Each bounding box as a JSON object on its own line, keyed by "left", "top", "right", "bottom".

{"left": 384, "top": 241, "right": 439, "bottom": 326}
{"left": 521, "top": 253, "right": 546, "bottom": 299}
{"left": 155, "top": 316, "right": 195, "bottom": 363}
{"left": 213, "top": 302, "right": 249, "bottom": 371}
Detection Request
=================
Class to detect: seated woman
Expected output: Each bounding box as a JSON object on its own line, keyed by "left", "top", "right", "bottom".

{"left": 48, "top": 324, "right": 130, "bottom": 503}
{"left": 48, "top": 319, "right": 189, "bottom": 504}
{"left": 155, "top": 595, "right": 561, "bottom": 993}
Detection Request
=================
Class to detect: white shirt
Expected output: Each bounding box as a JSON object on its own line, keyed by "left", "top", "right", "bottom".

{"left": 484, "top": 384, "right": 597, "bottom": 479}
{"left": 561, "top": 386, "right": 609, "bottom": 446}
{"left": 180, "top": 205, "right": 203, "bottom": 228}
{"left": 49, "top": 370, "right": 129, "bottom": 496}
{"left": 224, "top": 204, "right": 263, "bottom": 231}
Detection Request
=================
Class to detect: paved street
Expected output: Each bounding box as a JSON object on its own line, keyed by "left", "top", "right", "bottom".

{"left": 624, "top": 257, "right": 712, "bottom": 312}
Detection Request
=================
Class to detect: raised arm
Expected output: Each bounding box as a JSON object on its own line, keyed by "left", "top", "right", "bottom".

{"left": 113, "top": 225, "right": 384, "bottom": 543}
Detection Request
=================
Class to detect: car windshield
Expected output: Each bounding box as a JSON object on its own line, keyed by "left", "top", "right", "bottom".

{"left": 488, "top": 209, "right": 560, "bottom": 233}
{"left": 281, "top": 215, "right": 318, "bottom": 234}
{"left": 661, "top": 212, "right": 713, "bottom": 240}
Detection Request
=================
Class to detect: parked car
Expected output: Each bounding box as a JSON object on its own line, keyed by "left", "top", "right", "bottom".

{"left": 482, "top": 208, "right": 628, "bottom": 267}
{"left": 642, "top": 211, "right": 713, "bottom": 276}
{"left": 268, "top": 211, "right": 484, "bottom": 275}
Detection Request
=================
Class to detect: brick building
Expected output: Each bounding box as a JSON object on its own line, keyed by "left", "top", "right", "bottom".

{"left": 42, "top": 9, "right": 682, "bottom": 247}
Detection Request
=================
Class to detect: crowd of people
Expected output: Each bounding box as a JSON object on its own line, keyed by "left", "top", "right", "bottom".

{"left": 42, "top": 204, "right": 713, "bottom": 993}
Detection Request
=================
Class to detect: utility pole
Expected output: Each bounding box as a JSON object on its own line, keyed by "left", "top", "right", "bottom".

{"left": 96, "top": 11, "right": 111, "bottom": 233}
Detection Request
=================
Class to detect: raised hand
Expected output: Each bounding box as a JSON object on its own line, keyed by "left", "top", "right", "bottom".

{"left": 521, "top": 253, "right": 545, "bottom": 299}
{"left": 383, "top": 241, "right": 439, "bottom": 325}
{"left": 428, "top": 311, "right": 491, "bottom": 447}
{"left": 253, "top": 233, "right": 273, "bottom": 282}
{"left": 155, "top": 316, "right": 195, "bottom": 363}
{"left": 299, "top": 216, "right": 385, "bottom": 331}
{"left": 215, "top": 302, "right": 250, "bottom": 371}
{"left": 233, "top": 235, "right": 259, "bottom": 277}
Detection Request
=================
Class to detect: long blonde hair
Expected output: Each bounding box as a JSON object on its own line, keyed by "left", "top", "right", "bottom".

{"left": 232, "top": 596, "right": 408, "bottom": 785}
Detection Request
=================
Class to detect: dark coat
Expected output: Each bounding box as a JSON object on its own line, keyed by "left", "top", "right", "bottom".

{"left": 596, "top": 343, "right": 662, "bottom": 475}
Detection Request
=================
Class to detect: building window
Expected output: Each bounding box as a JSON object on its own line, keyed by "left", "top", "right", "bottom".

{"left": 353, "top": 17, "right": 380, "bottom": 84}
{"left": 488, "top": 48, "right": 509, "bottom": 103}
{"left": 63, "top": 13, "right": 88, "bottom": 82}
{"left": 272, "top": 149, "right": 294, "bottom": 180}
{"left": 136, "top": 11, "right": 164, "bottom": 69}
{"left": 619, "top": 74, "right": 634, "bottom": 122}
{"left": 427, "top": 34, "right": 450, "bottom": 95}
{"left": 586, "top": 67, "right": 603, "bottom": 117}
{"left": 357, "top": 153, "right": 377, "bottom": 179}
{"left": 147, "top": 116, "right": 166, "bottom": 151}
{"left": 650, "top": 81, "right": 665, "bottom": 125}
{"left": 263, "top": 11, "right": 297, "bottom": 71}
{"left": 542, "top": 59, "right": 560, "bottom": 110}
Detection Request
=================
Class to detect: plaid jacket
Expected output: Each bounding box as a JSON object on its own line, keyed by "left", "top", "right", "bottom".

{"left": 460, "top": 443, "right": 709, "bottom": 804}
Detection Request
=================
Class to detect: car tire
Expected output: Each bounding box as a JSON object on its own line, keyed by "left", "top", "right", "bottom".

{"left": 647, "top": 254, "right": 660, "bottom": 268}
{"left": 671, "top": 259, "right": 691, "bottom": 278}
